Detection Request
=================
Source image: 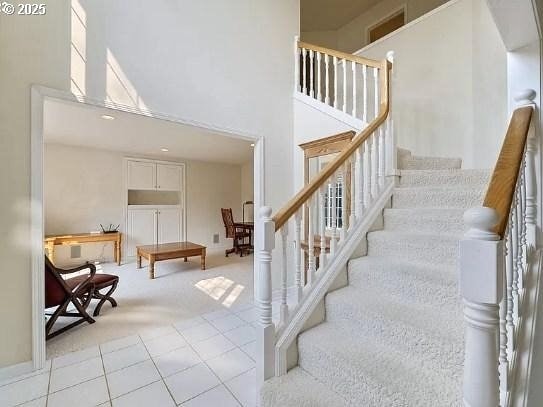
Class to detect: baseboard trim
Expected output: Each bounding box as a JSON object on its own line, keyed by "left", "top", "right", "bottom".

{"left": 0, "top": 360, "right": 34, "bottom": 384}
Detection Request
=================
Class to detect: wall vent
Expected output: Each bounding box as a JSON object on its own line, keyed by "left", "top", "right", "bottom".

{"left": 213, "top": 234, "right": 220, "bottom": 244}
{"left": 70, "top": 245, "right": 82, "bottom": 259}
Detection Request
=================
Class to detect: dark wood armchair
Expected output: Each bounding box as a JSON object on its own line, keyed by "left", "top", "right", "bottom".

{"left": 45, "top": 256, "right": 119, "bottom": 340}
{"left": 221, "top": 208, "right": 251, "bottom": 257}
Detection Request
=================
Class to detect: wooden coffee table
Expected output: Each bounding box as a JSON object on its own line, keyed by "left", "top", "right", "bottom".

{"left": 136, "top": 241, "right": 206, "bottom": 279}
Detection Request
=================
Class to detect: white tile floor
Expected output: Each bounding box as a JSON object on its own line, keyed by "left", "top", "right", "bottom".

{"left": 0, "top": 303, "right": 261, "bottom": 407}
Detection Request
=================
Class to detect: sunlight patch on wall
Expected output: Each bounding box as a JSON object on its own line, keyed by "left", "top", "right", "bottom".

{"left": 106, "top": 49, "right": 149, "bottom": 111}
{"left": 70, "top": 0, "right": 86, "bottom": 94}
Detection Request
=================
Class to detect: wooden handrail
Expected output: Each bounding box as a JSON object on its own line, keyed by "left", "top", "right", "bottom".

{"left": 298, "top": 40, "right": 382, "bottom": 69}
{"left": 273, "top": 58, "right": 392, "bottom": 231}
{"left": 483, "top": 106, "right": 533, "bottom": 238}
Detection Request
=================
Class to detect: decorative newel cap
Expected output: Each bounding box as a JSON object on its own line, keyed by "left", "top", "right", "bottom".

{"left": 464, "top": 207, "right": 500, "bottom": 241}
{"left": 259, "top": 206, "right": 272, "bottom": 220}
{"left": 386, "top": 50, "right": 395, "bottom": 63}
{"left": 514, "top": 89, "right": 536, "bottom": 106}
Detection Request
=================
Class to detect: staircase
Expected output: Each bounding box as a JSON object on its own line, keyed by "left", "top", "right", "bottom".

{"left": 261, "top": 155, "right": 489, "bottom": 406}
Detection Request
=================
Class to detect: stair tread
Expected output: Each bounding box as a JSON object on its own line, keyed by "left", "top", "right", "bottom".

{"left": 261, "top": 367, "right": 350, "bottom": 407}
{"left": 298, "top": 322, "right": 462, "bottom": 406}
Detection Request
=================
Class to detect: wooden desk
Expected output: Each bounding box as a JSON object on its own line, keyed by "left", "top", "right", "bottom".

{"left": 44, "top": 232, "right": 122, "bottom": 266}
{"left": 137, "top": 241, "right": 206, "bottom": 279}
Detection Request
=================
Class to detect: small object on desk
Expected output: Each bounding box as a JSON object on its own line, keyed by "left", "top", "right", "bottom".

{"left": 100, "top": 223, "right": 120, "bottom": 234}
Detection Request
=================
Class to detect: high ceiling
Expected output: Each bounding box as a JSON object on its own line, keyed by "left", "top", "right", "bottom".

{"left": 301, "top": 0, "right": 383, "bottom": 31}
{"left": 43, "top": 99, "right": 254, "bottom": 165}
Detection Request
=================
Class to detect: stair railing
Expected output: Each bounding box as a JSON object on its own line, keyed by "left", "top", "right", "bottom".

{"left": 256, "top": 48, "right": 394, "bottom": 386}
{"left": 295, "top": 38, "right": 387, "bottom": 125}
{"left": 460, "top": 90, "right": 538, "bottom": 407}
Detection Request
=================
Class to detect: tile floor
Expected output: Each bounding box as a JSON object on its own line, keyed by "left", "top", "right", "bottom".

{"left": 0, "top": 302, "right": 265, "bottom": 407}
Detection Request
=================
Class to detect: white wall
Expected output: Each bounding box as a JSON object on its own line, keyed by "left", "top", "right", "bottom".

{"left": 357, "top": 0, "right": 507, "bottom": 169}
{"left": 0, "top": 0, "right": 298, "bottom": 368}
{"left": 301, "top": 0, "right": 447, "bottom": 52}
{"left": 0, "top": 1, "right": 71, "bottom": 368}
{"left": 44, "top": 144, "right": 244, "bottom": 266}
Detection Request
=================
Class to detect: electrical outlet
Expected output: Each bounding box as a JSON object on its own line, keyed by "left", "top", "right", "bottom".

{"left": 70, "top": 245, "right": 82, "bottom": 259}
{"left": 213, "top": 233, "right": 220, "bottom": 244}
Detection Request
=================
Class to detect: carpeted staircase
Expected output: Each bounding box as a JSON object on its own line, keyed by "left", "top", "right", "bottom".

{"left": 261, "top": 152, "right": 490, "bottom": 407}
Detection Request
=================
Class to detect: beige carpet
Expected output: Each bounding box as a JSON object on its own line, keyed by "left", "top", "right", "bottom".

{"left": 46, "top": 249, "right": 254, "bottom": 359}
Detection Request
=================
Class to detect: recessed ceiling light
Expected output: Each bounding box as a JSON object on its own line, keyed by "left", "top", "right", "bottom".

{"left": 101, "top": 114, "right": 115, "bottom": 120}
{"left": 250, "top": 143, "right": 255, "bottom": 147}
{"left": 161, "top": 148, "right": 169, "bottom": 152}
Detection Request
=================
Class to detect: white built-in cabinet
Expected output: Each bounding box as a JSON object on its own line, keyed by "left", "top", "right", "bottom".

{"left": 124, "top": 158, "right": 186, "bottom": 258}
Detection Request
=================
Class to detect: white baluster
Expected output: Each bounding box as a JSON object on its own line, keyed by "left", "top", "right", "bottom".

{"left": 330, "top": 176, "right": 338, "bottom": 255}
{"left": 460, "top": 207, "right": 502, "bottom": 407}
{"left": 309, "top": 50, "right": 314, "bottom": 98}
{"left": 520, "top": 163, "right": 527, "bottom": 286}
{"left": 316, "top": 52, "right": 322, "bottom": 102}
{"left": 302, "top": 48, "right": 307, "bottom": 95}
{"left": 373, "top": 67, "right": 379, "bottom": 120}
{"left": 378, "top": 127, "right": 385, "bottom": 189}
{"left": 371, "top": 132, "right": 378, "bottom": 199}
{"left": 307, "top": 196, "right": 316, "bottom": 285}
{"left": 340, "top": 163, "right": 347, "bottom": 241}
{"left": 256, "top": 206, "right": 275, "bottom": 385}
{"left": 499, "top": 235, "right": 509, "bottom": 405}
{"left": 280, "top": 224, "right": 289, "bottom": 326}
{"left": 385, "top": 116, "right": 397, "bottom": 177}
{"left": 506, "top": 224, "right": 515, "bottom": 361}
{"left": 324, "top": 54, "right": 330, "bottom": 105}
{"left": 349, "top": 156, "right": 356, "bottom": 229}
{"left": 342, "top": 59, "right": 347, "bottom": 113}
{"left": 333, "top": 56, "right": 338, "bottom": 109}
{"left": 516, "top": 183, "right": 525, "bottom": 291}
{"left": 319, "top": 185, "right": 327, "bottom": 271}
{"left": 294, "top": 210, "right": 303, "bottom": 303}
{"left": 355, "top": 145, "right": 365, "bottom": 218}
{"left": 364, "top": 139, "right": 372, "bottom": 207}
{"left": 524, "top": 104, "right": 537, "bottom": 249}
{"left": 362, "top": 65, "right": 368, "bottom": 123}
{"left": 512, "top": 199, "right": 520, "bottom": 323}
{"left": 352, "top": 62, "right": 357, "bottom": 117}
{"left": 294, "top": 36, "right": 300, "bottom": 93}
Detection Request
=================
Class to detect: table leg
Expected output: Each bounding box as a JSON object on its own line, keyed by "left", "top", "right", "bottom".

{"left": 184, "top": 257, "right": 187, "bottom": 262}
{"left": 149, "top": 256, "right": 155, "bottom": 279}
{"left": 46, "top": 241, "right": 55, "bottom": 263}
{"left": 114, "top": 241, "right": 118, "bottom": 264}
{"left": 201, "top": 249, "right": 206, "bottom": 270}
{"left": 116, "top": 236, "right": 122, "bottom": 266}
{"left": 137, "top": 253, "right": 142, "bottom": 269}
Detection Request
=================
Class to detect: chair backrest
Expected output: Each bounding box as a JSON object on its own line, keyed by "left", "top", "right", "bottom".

{"left": 45, "top": 256, "right": 69, "bottom": 308}
{"left": 221, "top": 208, "right": 236, "bottom": 238}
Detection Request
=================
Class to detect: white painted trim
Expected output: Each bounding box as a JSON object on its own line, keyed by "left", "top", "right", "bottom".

{"left": 274, "top": 180, "right": 395, "bottom": 375}
{"left": 0, "top": 361, "right": 35, "bottom": 384}
{"left": 353, "top": 0, "right": 462, "bottom": 56}
{"left": 294, "top": 92, "right": 366, "bottom": 131}
{"left": 365, "top": 4, "right": 408, "bottom": 46}
{"left": 29, "top": 86, "right": 263, "bottom": 380}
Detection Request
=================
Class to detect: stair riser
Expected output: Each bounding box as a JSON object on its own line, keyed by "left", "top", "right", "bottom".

{"left": 383, "top": 209, "right": 464, "bottom": 234}
{"left": 392, "top": 189, "right": 484, "bottom": 209}
{"left": 399, "top": 157, "right": 462, "bottom": 171}
{"left": 399, "top": 171, "right": 490, "bottom": 188}
{"left": 367, "top": 235, "right": 459, "bottom": 266}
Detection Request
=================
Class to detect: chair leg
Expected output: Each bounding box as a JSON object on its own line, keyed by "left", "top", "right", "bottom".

{"left": 92, "top": 281, "right": 118, "bottom": 317}
{"left": 45, "top": 289, "right": 95, "bottom": 340}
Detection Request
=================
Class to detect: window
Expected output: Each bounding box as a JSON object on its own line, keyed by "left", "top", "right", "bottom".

{"left": 324, "top": 177, "right": 343, "bottom": 229}
{"left": 368, "top": 9, "right": 406, "bottom": 44}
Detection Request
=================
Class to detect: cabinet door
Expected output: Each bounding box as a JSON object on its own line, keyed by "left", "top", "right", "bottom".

{"left": 157, "top": 208, "right": 181, "bottom": 244}
{"left": 156, "top": 164, "right": 182, "bottom": 191}
{"left": 126, "top": 209, "right": 157, "bottom": 256}
{"left": 127, "top": 160, "right": 156, "bottom": 190}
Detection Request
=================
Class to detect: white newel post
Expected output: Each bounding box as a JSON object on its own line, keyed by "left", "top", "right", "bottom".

{"left": 460, "top": 207, "right": 503, "bottom": 407}
{"left": 257, "top": 206, "right": 275, "bottom": 386}
{"left": 515, "top": 89, "right": 537, "bottom": 249}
